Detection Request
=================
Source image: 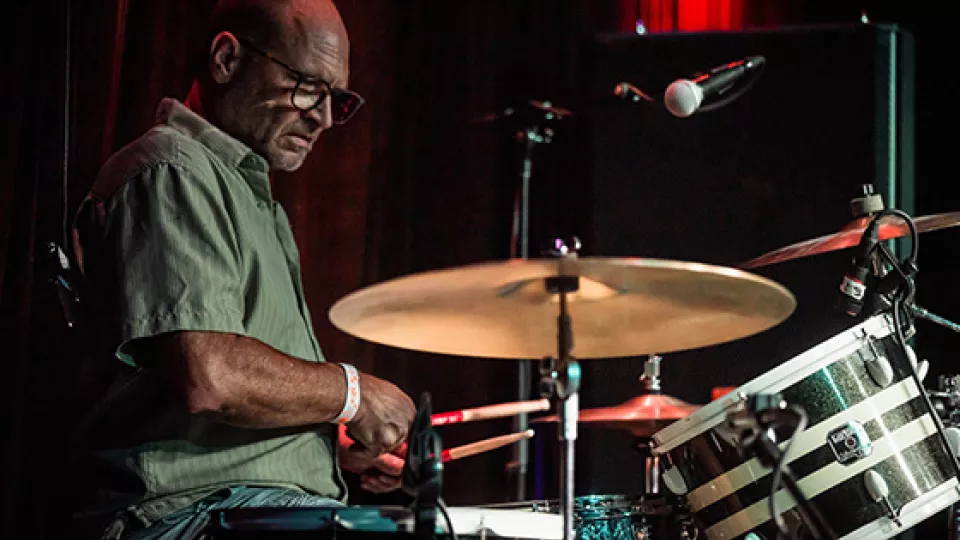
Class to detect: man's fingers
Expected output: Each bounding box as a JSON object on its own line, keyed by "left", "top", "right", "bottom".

{"left": 361, "top": 474, "right": 400, "bottom": 493}
{"left": 374, "top": 452, "right": 405, "bottom": 476}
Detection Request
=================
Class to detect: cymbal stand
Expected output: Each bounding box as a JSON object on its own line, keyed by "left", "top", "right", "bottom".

{"left": 539, "top": 239, "right": 582, "bottom": 540}
{"left": 507, "top": 102, "right": 563, "bottom": 502}
{"left": 638, "top": 355, "right": 663, "bottom": 496}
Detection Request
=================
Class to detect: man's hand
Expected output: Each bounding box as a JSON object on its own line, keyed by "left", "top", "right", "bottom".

{"left": 345, "top": 373, "right": 416, "bottom": 457}
{"left": 339, "top": 426, "right": 405, "bottom": 493}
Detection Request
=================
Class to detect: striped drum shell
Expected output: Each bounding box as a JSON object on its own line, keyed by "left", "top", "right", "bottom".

{"left": 652, "top": 313, "right": 960, "bottom": 540}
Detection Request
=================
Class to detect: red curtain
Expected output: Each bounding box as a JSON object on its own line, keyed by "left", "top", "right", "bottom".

{"left": 618, "top": 0, "right": 785, "bottom": 33}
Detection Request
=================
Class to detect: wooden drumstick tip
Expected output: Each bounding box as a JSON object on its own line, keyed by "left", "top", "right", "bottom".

{"left": 442, "top": 429, "right": 535, "bottom": 462}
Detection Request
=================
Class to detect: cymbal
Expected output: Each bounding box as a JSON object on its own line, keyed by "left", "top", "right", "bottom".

{"left": 531, "top": 394, "right": 700, "bottom": 437}
{"left": 328, "top": 257, "right": 795, "bottom": 360}
{"left": 472, "top": 100, "right": 573, "bottom": 124}
{"left": 741, "top": 212, "right": 960, "bottom": 269}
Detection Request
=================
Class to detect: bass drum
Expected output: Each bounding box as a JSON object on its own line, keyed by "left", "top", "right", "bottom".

{"left": 651, "top": 312, "right": 960, "bottom": 540}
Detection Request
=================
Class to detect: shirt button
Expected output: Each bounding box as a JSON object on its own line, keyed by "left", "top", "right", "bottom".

{"left": 257, "top": 202, "right": 267, "bottom": 209}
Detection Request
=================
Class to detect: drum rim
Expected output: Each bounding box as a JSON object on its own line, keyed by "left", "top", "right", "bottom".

{"left": 651, "top": 312, "right": 896, "bottom": 453}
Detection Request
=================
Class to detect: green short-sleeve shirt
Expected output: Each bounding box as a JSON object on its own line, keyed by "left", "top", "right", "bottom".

{"left": 74, "top": 98, "right": 344, "bottom": 524}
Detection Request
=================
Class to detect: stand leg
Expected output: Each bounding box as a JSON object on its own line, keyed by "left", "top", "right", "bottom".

{"left": 558, "top": 392, "right": 579, "bottom": 540}
{"left": 645, "top": 453, "right": 660, "bottom": 495}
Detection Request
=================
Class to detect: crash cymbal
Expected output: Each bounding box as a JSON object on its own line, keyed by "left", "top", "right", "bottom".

{"left": 328, "top": 257, "right": 795, "bottom": 360}
{"left": 531, "top": 394, "right": 700, "bottom": 437}
{"left": 741, "top": 212, "right": 960, "bottom": 269}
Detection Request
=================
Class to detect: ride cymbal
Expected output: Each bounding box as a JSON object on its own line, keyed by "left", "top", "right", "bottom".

{"left": 328, "top": 257, "right": 795, "bottom": 360}
{"left": 532, "top": 393, "right": 700, "bottom": 437}
{"left": 741, "top": 212, "right": 960, "bottom": 269}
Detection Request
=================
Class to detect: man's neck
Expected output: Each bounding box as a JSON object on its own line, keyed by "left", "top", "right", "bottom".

{"left": 184, "top": 81, "right": 207, "bottom": 118}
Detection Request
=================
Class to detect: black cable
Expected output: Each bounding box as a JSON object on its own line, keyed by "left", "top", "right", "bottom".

{"left": 763, "top": 406, "right": 808, "bottom": 539}
{"left": 868, "top": 209, "right": 918, "bottom": 347}
{"left": 437, "top": 498, "right": 458, "bottom": 540}
{"left": 873, "top": 208, "right": 919, "bottom": 264}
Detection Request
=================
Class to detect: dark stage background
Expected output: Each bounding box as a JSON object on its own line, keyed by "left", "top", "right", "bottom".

{"left": 2, "top": 1, "right": 959, "bottom": 538}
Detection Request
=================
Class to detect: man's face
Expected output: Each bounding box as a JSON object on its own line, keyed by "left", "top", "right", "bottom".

{"left": 225, "top": 29, "right": 350, "bottom": 172}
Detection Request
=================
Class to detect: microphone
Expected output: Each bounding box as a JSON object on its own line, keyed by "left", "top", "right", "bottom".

{"left": 663, "top": 55, "right": 765, "bottom": 117}
{"left": 837, "top": 221, "right": 881, "bottom": 317}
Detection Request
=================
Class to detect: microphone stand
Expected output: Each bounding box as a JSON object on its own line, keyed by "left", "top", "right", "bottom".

{"left": 497, "top": 100, "right": 568, "bottom": 502}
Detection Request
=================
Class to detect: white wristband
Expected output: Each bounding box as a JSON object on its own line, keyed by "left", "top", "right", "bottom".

{"left": 333, "top": 363, "right": 360, "bottom": 424}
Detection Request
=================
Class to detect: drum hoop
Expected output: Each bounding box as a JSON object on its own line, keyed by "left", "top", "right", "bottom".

{"left": 652, "top": 313, "right": 896, "bottom": 453}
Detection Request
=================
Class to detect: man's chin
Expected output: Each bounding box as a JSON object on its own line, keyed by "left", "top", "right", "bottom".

{"left": 267, "top": 147, "right": 309, "bottom": 172}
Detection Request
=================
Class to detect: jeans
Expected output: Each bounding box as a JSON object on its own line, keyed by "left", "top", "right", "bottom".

{"left": 107, "top": 487, "right": 344, "bottom": 540}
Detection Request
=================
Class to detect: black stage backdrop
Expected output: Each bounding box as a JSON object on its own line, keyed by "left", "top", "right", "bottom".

{"left": 2, "top": 1, "right": 959, "bottom": 538}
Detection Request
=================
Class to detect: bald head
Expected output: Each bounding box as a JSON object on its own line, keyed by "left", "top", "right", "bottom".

{"left": 205, "top": 0, "right": 347, "bottom": 65}
{"left": 197, "top": 0, "right": 352, "bottom": 171}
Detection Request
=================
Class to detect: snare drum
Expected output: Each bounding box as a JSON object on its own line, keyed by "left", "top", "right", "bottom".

{"left": 652, "top": 313, "right": 960, "bottom": 540}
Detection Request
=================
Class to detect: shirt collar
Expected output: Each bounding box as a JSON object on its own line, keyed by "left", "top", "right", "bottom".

{"left": 156, "top": 97, "right": 273, "bottom": 201}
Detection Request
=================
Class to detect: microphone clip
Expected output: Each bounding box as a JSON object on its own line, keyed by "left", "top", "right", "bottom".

{"left": 402, "top": 392, "right": 444, "bottom": 537}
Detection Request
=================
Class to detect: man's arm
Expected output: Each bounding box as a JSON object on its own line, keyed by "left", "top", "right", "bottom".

{"left": 143, "top": 330, "right": 414, "bottom": 456}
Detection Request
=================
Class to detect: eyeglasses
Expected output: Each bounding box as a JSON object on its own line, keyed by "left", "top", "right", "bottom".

{"left": 237, "top": 37, "right": 364, "bottom": 125}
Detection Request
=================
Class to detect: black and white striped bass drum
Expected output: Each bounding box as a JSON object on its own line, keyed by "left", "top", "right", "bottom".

{"left": 651, "top": 313, "right": 960, "bottom": 540}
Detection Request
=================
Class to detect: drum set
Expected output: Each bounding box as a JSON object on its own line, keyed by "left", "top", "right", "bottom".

{"left": 206, "top": 189, "right": 960, "bottom": 539}
{"left": 208, "top": 56, "right": 960, "bottom": 540}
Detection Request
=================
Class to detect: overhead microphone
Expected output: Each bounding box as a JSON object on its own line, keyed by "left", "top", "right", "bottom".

{"left": 663, "top": 55, "right": 766, "bottom": 117}
{"left": 836, "top": 220, "right": 881, "bottom": 317}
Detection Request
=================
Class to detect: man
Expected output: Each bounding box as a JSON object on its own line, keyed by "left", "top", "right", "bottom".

{"left": 70, "top": 0, "right": 416, "bottom": 538}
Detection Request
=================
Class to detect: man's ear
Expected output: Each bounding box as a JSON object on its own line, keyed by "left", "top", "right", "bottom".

{"left": 209, "top": 32, "right": 243, "bottom": 84}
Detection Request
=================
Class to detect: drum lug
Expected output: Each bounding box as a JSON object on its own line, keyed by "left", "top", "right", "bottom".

{"left": 860, "top": 331, "right": 894, "bottom": 387}
{"left": 661, "top": 465, "right": 688, "bottom": 495}
{"left": 903, "top": 343, "right": 930, "bottom": 382}
{"left": 864, "top": 469, "right": 903, "bottom": 527}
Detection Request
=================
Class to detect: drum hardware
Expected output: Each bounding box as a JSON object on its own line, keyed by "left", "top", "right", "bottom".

{"left": 724, "top": 393, "right": 837, "bottom": 540}
{"left": 638, "top": 355, "right": 669, "bottom": 496}
{"left": 849, "top": 184, "right": 885, "bottom": 219}
{"left": 863, "top": 470, "right": 901, "bottom": 528}
{"left": 535, "top": 237, "right": 583, "bottom": 540}
{"left": 859, "top": 329, "right": 896, "bottom": 388}
{"left": 400, "top": 393, "right": 447, "bottom": 538}
{"left": 531, "top": 355, "right": 701, "bottom": 438}
{"left": 508, "top": 103, "right": 569, "bottom": 504}
{"left": 928, "top": 375, "right": 960, "bottom": 540}
{"left": 478, "top": 98, "right": 573, "bottom": 502}
{"left": 929, "top": 375, "right": 960, "bottom": 454}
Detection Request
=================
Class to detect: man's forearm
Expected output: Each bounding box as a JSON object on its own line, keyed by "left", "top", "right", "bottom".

{"left": 159, "top": 331, "right": 348, "bottom": 429}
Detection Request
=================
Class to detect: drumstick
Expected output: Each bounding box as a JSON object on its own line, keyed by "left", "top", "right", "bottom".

{"left": 441, "top": 429, "right": 535, "bottom": 462}
{"left": 431, "top": 398, "right": 551, "bottom": 426}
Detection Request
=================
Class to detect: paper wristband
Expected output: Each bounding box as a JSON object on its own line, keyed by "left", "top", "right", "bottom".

{"left": 333, "top": 363, "right": 360, "bottom": 424}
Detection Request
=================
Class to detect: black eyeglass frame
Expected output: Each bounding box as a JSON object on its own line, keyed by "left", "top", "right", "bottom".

{"left": 237, "top": 37, "right": 364, "bottom": 125}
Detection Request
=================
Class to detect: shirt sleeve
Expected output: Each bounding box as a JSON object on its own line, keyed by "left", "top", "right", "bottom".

{"left": 104, "top": 161, "right": 246, "bottom": 364}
